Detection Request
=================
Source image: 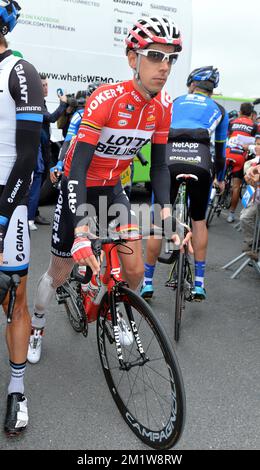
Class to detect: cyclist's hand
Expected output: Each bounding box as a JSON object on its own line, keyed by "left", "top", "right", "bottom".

{"left": 50, "top": 161, "right": 63, "bottom": 184}
{"left": 0, "top": 223, "right": 7, "bottom": 266}
{"left": 71, "top": 236, "right": 100, "bottom": 275}
{"left": 216, "top": 180, "right": 225, "bottom": 194}
{"left": 171, "top": 229, "right": 193, "bottom": 254}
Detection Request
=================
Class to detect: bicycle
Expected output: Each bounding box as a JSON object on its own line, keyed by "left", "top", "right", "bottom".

{"left": 159, "top": 174, "right": 197, "bottom": 342}
{"left": 206, "top": 158, "right": 236, "bottom": 227}
{"left": 56, "top": 233, "right": 186, "bottom": 449}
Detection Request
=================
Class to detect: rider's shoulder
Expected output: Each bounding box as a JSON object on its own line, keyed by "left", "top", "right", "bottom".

{"left": 156, "top": 89, "right": 173, "bottom": 109}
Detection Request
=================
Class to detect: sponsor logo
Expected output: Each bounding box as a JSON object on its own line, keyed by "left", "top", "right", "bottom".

{"left": 150, "top": 3, "right": 177, "bottom": 13}
{"left": 87, "top": 86, "right": 125, "bottom": 117}
{"left": 16, "top": 219, "right": 24, "bottom": 260}
{"left": 118, "top": 119, "right": 128, "bottom": 126}
{"left": 126, "top": 103, "right": 135, "bottom": 112}
{"left": 52, "top": 191, "right": 63, "bottom": 244}
{"left": 119, "top": 103, "right": 126, "bottom": 109}
{"left": 95, "top": 134, "right": 151, "bottom": 157}
{"left": 16, "top": 106, "right": 42, "bottom": 112}
{"left": 171, "top": 142, "right": 199, "bottom": 150}
{"left": 68, "top": 180, "right": 78, "bottom": 214}
{"left": 14, "top": 64, "right": 28, "bottom": 103}
{"left": 145, "top": 124, "right": 155, "bottom": 130}
{"left": 131, "top": 90, "right": 141, "bottom": 102}
{"left": 118, "top": 112, "right": 132, "bottom": 119}
{"left": 16, "top": 253, "right": 25, "bottom": 262}
{"left": 232, "top": 124, "right": 253, "bottom": 134}
{"left": 8, "top": 179, "right": 23, "bottom": 203}
{"left": 113, "top": 0, "right": 143, "bottom": 6}
{"left": 147, "top": 114, "right": 155, "bottom": 122}
{"left": 169, "top": 155, "right": 202, "bottom": 164}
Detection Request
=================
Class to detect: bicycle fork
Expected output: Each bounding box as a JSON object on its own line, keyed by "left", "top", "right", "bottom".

{"left": 109, "top": 288, "right": 149, "bottom": 371}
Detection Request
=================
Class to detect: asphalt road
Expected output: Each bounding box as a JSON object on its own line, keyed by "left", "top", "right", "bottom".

{"left": 0, "top": 189, "right": 259, "bottom": 450}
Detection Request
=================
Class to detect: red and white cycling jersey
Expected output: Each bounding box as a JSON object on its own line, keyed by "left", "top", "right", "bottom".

{"left": 64, "top": 80, "right": 172, "bottom": 187}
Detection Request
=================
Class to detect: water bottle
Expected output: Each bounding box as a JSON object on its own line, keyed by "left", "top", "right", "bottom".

{"left": 255, "top": 183, "right": 260, "bottom": 204}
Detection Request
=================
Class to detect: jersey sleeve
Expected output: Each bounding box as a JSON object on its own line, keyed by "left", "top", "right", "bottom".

{"left": 9, "top": 59, "right": 44, "bottom": 124}
{"left": 65, "top": 110, "right": 83, "bottom": 142}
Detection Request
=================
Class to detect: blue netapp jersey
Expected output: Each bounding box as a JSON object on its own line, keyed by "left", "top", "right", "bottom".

{"left": 64, "top": 108, "right": 84, "bottom": 142}
{"left": 170, "top": 92, "right": 229, "bottom": 180}
{"left": 171, "top": 93, "right": 227, "bottom": 141}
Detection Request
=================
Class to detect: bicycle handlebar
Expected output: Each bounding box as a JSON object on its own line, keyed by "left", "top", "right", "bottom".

{"left": 136, "top": 150, "right": 148, "bottom": 166}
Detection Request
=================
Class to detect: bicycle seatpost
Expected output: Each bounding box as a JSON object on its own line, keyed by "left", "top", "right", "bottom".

{"left": 7, "top": 274, "right": 20, "bottom": 324}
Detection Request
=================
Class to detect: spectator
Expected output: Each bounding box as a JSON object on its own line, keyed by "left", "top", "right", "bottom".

{"left": 28, "top": 74, "right": 68, "bottom": 229}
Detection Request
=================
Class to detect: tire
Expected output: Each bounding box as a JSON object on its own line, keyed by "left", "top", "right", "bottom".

{"left": 97, "top": 286, "right": 185, "bottom": 450}
{"left": 174, "top": 252, "right": 185, "bottom": 342}
{"left": 206, "top": 202, "right": 215, "bottom": 228}
{"left": 58, "top": 281, "right": 87, "bottom": 334}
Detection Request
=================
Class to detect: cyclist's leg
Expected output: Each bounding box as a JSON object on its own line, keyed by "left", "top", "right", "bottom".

{"left": 188, "top": 168, "right": 212, "bottom": 300}
{"left": 0, "top": 203, "right": 31, "bottom": 434}
{"left": 108, "top": 185, "right": 144, "bottom": 290}
{"left": 141, "top": 172, "right": 179, "bottom": 298}
{"left": 28, "top": 176, "right": 75, "bottom": 363}
{"left": 227, "top": 155, "right": 244, "bottom": 221}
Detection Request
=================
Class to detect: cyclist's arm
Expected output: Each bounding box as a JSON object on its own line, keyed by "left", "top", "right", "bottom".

{"left": 59, "top": 110, "right": 83, "bottom": 162}
{"left": 215, "top": 108, "right": 229, "bottom": 182}
{"left": 150, "top": 143, "right": 171, "bottom": 206}
{"left": 68, "top": 141, "right": 96, "bottom": 230}
{"left": 0, "top": 60, "right": 43, "bottom": 219}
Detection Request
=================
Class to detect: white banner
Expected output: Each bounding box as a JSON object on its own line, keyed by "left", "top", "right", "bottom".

{"left": 10, "top": 0, "right": 192, "bottom": 103}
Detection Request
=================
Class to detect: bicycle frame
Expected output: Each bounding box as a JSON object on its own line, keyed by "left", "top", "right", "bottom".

{"left": 89, "top": 240, "right": 148, "bottom": 370}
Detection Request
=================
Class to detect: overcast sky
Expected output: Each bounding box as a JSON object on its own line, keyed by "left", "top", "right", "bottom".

{"left": 191, "top": 0, "right": 260, "bottom": 98}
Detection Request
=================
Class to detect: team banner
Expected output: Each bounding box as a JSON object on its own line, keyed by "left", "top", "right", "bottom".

{"left": 10, "top": 0, "right": 192, "bottom": 102}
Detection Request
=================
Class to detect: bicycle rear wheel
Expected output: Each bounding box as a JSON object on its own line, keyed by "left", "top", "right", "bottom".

{"left": 97, "top": 286, "right": 185, "bottom": 450}
{"left": 174, "top": 252, "right": 185, "bottom": 342}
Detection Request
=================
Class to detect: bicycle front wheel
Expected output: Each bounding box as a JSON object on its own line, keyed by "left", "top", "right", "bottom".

{"left": 97, "top": 286, "right": 185, "bottom": 450}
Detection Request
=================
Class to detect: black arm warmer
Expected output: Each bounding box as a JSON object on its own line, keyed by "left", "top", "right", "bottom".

{"left": 150, "top": 143, "right": 171, "bottom": 207}
{"left": 0, "top": 122, "right": 41, "bottom": 219}
{"left": 68, "top": 141, "right": 96, "bottom": 229}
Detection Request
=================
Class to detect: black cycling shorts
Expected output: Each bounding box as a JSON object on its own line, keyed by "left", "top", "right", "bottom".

{"left": 51, "top": 177, "right": 138, "bottom": 258}
{"left": 166, "top": 142, "right": 213, "bottom": 221}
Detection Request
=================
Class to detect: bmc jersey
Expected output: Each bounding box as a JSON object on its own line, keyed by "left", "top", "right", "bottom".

{"left": 228, "top": 116, "right": 257, "bottom": 139}
{"left": 64, "top": 80, "right": 172, "bottom": 187}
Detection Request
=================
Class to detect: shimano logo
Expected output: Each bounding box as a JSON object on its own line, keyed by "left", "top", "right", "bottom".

{"left": 14, "top": 64, "right": 28, "bottom": 103}
{"left": 172, "top": 142, "right": 199, "bottom": 150}
{"left": 8, "top": 179, "right": 23, "bottom": 203}
{"left": 150, "top": 3, "right": 177, "bottom": 13}
{"left": 16, "top": 219, "right": 24, "bottom": 255}
{"left": 68, "top": 180, "right": 78, "bottom": 214}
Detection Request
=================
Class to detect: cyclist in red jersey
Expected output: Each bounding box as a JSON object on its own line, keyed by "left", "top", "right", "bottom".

{"left": 226, "top": 102, "right": 257, "bottom": 222}
{"left": 28, "top": 17, "right": 191, "bottom": 364}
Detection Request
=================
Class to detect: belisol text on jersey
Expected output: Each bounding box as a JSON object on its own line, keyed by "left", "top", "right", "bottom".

{"left": 95, "top": 135, "right": 151, "bottom": 156}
